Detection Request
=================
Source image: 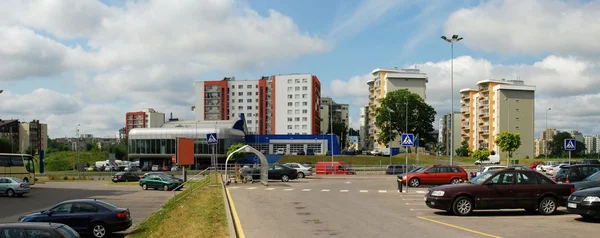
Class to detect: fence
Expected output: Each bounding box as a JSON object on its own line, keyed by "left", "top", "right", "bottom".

{"left": 172, "top": 168, "right": 212, "bottom": 205}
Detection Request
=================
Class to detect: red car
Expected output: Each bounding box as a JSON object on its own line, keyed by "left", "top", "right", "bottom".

{"left": 401, "top": 165, "right": 468, "bottom": 187}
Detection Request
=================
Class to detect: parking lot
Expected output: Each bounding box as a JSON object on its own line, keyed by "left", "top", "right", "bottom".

{"left": 0, "top": 181, "right": 173, "bottom": 236}
{"left": 227, "top": 176, "right": 600, "bottom": 238}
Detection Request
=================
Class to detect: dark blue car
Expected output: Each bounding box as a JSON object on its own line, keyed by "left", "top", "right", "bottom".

{"left": 18, "top": 199, "right": 132, "bottom": 238}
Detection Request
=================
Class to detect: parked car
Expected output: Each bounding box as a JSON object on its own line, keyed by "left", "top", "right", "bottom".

{"left": 553, "top": 164, "right": 600, "bottom": 183}
{"left": 18, "top": 199, "right": 132, "bottom": 238}
{"left": 386, "top": 164, "right": 414, "bottom": 175}
{"left": 546, "top": 163, "right": 569, "bottom": 176}
{"left": 401, "top": 165, "right": 468, "bottom": 187}
{"left": 0, "top": 222, "right": 80, "bottom": 238}
{"left": 425, "top": 169, "right": 575, "bottom": 216}
{"left": 283, "top": 163, "right": 312, "bottom": 178}
{"left": 315, "top": 162, "right": 356, "bottom": 175}
{"left": 470, "top": 165, "right": 507, "bottom": 178}
{"left": 111, "top": 172, "right": 140, "bottom": 183}
{"left": 566, "top": 186, "right": 600, "bottom": 219}
{"left": 296, "top": 150, "right": 305, "bottom": 155}
{"left": 0, "top": 177, "right": 31, "bottom": 197}
{"left": 151, "top": 165, "right": 159, "bottom": 171}
{"left": 249, "top": 164, "right": 299, "bottom": 182}
{"left": 572, "top": 171, "right": 600, "bottom": 191}
{"left": 139, "top": 174, "right": 183, "bottom": 191}
{"left": 306, "top": 149, "right": 315, "bottom": 155}
{"left": 140, "top": 172, "right": 183, "bottom": 183}
{"left": 582, "top": 159, "right": 600, "bottom": 165}
{"left": 275, "top": 148, "right": 285, "bottom": 155}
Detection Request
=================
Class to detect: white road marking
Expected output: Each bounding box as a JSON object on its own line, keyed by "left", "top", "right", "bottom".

{"left": 283, "top": 189, "right": 294, "bottom": 191}
{"left": 301, "top": 189, "right": 311, "bottom": 192}
{"left": 378, "top": 190, "right": 387, "bottom": 193}
{"left": 265, "top": 188, "right": 275, "bottom": 191}
{"left": 228, "top": 187, "right": 239, "bottom": 189}
{"left": 410, "top": 209, "right": 432, "bottom": 211}
{"left": 345, "top": 181, "right": 351, "bottom": 184}
{"left": 416, "top": 191, "right": 427, "bottom": 194}
{"left": 247, "top": 187, "right": 257, "bottom": 190}
{"left": 359, "top": 190, "right": 368, "bottom": 193}
{"left": 405, "top": 203, "right": 427, "bottom": 205}
{"left": 340, "top": 190, "right": 349, "bottom": 193}
{"left": 321, "top": 189, "right": 330, "bottom": 192}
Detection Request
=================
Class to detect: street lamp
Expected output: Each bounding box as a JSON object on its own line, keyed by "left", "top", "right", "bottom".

{"left": 76, "top": 124, "right": 81, "bottom": 177}
{"left": 330, "top": 107, "right": 341, "bottom": 175}
{"left": 441, "top": 34, "right": 463, "bottom": 166}
{"left": 545, "top": 108, "right": 551, "bottom": 160}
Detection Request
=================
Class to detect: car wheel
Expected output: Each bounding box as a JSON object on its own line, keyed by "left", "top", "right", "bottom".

{"left": 163, "top": 185, "right": 169, "bottom": 191}
{"left": 450, "top": 178, "right": 460, "bottom": 184}
{"left": 452, "top": 196, "right": 473, "bottom": 216}
{"left": 298, "top": 172, "right": 305, "bottom": 179}
{"left": 6, "top": 189, "right": 15, "bottom": 197}
{"left": 409, "top": 178, "right": 420, "bottom": 187}
{"left": 538, "top": 197, "right": 557, "bottom": 215}
{"left": 281, "top": 175, "right": 290, "bottom": 182}
{"left": 142, "top": 184, "right": 148, "bottom": 190}
{"left": 90, "top": 223, "right": 108, "bottom": 238}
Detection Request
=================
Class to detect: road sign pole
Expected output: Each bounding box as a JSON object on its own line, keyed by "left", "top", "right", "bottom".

{"left": 405, "top": 145, "right": 408, "bottom": 194}
{"left": 569, "top": 150, "right": 571, "bottom": 165}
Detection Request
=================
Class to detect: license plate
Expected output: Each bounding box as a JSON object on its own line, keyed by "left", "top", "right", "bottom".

{"left": 568, "top": 203, "right": 577, "bottom": 208}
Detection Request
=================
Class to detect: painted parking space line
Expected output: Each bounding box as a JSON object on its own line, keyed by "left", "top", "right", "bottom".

{"left": 265, "top": 188, "right": 275, "bottom": 191}
{"left": 359, "top": 190, "right": 368, "bottom": 193}
{"left": 417, "top": 216, "right": 501, "bottom": 238}
{"left": 301, "top": 189, "right": 311, "bottom": 192}
{"left": 340, "top": 190, "right": 349, "bottom": 193}
{"left": 246, "top": 187, "right": 257, "bottom": 190}
{"left": 402, "top": 198, "right": 424, "bottom": 201}
{"left": 229, "top": 187, "right": 240, "bottom": 189}
{"left": 405, "top": 203, "right": 427, "bottom": 205}
{"left": 378, "top": 190, "right": 387, "bottom": 193}
{"left": 416, "top": 191, "right": 427, "bottom": 194}
{"left": 321, "top": 189, "right": 330, "bottom": 192}
{"left": 283, "top": 189, "right": 294, "bottom": 191}
{"left": 409, "top": 209, "right": 432, "bottom": 211}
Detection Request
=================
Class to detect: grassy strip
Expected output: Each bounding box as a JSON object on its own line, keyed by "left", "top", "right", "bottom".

{"left": 126, "top": 175, "right": 228, "bottom": 238}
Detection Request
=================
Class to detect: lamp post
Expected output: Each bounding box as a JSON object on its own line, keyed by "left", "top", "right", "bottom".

{"left": 388, "top": 109, "right": 393, "bottom": 166}
{"left": 76, "top": 124, "right": 81, "bottom": 177}
{"left": 545, "top": 108, "right": 551, "bottom": 160}
{"left": 441, "top": 34, "right": 463, "bottom": 166}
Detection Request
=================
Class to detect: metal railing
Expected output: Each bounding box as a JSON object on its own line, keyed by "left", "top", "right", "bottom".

{"left": 172, "top": 168, "right": 211, "bottom": 205}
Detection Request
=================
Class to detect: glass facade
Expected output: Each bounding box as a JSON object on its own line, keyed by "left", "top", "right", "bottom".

{"left": 128, "top": 138, "right": 245, "bottom": 155}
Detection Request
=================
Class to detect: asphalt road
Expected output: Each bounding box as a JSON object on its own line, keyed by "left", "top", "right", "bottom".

{"left": 0, "top": 181, "right": 173, "bottom": 237}
{"left": 228, "top": 176, "right": 600, "bottom": 238}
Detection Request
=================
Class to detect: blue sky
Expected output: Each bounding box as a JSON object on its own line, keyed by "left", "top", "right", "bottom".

{"left": 1, "top": 0, "right": 600, "bottom": 138}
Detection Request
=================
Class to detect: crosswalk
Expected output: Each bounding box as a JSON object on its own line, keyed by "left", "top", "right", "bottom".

{"left": 227, "top": 186, "right": 429, "bottom": 194}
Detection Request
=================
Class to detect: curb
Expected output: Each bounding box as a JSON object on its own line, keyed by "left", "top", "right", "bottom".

{"left": 221, "top": 180, "right": 237, "bottom": 238}
{"left": 222, "top": 175, "right": 246, "bottom": 238}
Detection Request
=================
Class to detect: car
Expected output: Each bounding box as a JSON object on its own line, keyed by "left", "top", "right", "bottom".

{"left": 566, "top": 186, "right": 600, "bottom": 220}
{"left": 0, "top": 177, "right": 31, "bottom": 197}
{"left": 552, "top": 164, "right": 600, "bottom": 183}
{"left": 18, "top": 199, "right": 132, "bottom": 238}
{"left": 151, "top": 165, "right": 160, "bottom": 171}
{"left": 571, "top": 171, "right": 600, "bottom": 191}
{"left": 275, "top": 148, "right": 285, "bottom": 155}
{"left": 0, "top": 222, "right": 80, "bottom": 238}
{"left": 283, "top": 163, "right": 312, "bottom": 178}
{"left": 140, "top": 172, "right": 183, "bottom": 183}
{"left": 425, "top": 169, "right": 575, "bottom": 216}
{"left": 306, "top": 149, "right": 315, "bottom": 155}
{"left": 248, "top": 164, "right": 298, "bottom": 182}
{"left": 386, "top": 164, "right": 413, "bottom": 175}
{"left": 111, "top": 172, "right": 140, "bottom": 183}
{"left": 470, "top": 165, "right": 507, "bottom": 178}
{"left": 296, "top": 150, "right": 305, "bottom": 155}
{"left": 401, "top": 165, "right": 468, "bottom": 187}
{"left": 139, "top": 174, "right": 183, "bottom": 191}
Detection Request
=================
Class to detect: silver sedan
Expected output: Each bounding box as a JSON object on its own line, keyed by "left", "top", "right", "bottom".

{"left": 284, "top": 163, "right": 313, "bottom": 178}
{"left": 0, "top": 177, "right": 31, "bottom": 197}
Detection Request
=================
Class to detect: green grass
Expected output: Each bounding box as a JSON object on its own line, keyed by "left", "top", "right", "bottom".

{"left": 126, "top": 175, "right": 228, "bottom": 238}
{"left": 41, "top": 151, "right": 108, "bottom": 171}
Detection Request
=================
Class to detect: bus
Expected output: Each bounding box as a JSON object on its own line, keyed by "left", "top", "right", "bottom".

{"left": 0, "top": 153, "right": 36, "bottom": 185}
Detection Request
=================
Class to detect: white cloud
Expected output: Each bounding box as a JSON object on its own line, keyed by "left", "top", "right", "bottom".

{"left": 329, "top": 0, "right": 408, "bottom": 39}
{"left": 330, "top": 73, "right": 372, "bottom": 98}
{"left": 0, "top": 0, "right": 332, "bottom": 137}
{"left": 444, "top": 0, "right": 600, "bottom": 57}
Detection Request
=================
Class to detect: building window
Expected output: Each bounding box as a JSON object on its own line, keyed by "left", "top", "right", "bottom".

{"left": 238, "top": 99, "right": 243, "bottom": 103}
{"left": 295, "top": 86, "right": 300, "bottom": 91}
{"left": 288, "top": 102, "right": 293, "bottom": 106}
{"left": 288, "top": 95, "right": 292, "bottom": 99}
{"left": 247, "top": 120, "right": 252, "bottom": 124}
{"left": 288, "top": 87, "right": 292, "bottom": 92}
{"left": 302, "top": 86, "right": 308, "bottom": 90}
{"left": 247, "top": 106, "right": 252, "bottom": 110}
{"left": 231, "top": 92, "right": 235, "bottom": 96}
{"left": 302, "top": 94, "right": 307, "bottom": 99}
{"left": 302, "top": 117, "right": 307, "bottom": 121}
{"left": 238, "top": 85, "right": 242, "bottom": 89}
{"left": 247, "top": 99, "right": 252, "bottom": 103}
{"left": 287, "top": 125, "right": 292, "bottom": 129}
{"left": 246, "top": 92, "right": 252, "bottom": 96}
{"left": 295, "top": 94, "right": 300, "bottom": 99}
{"left": 302, "top": 78, "right": 308, "bottom": 83}
{"left": 255, "top": 92, "right": 258, "bottom": 95}
{"left": 303, "top": 102, "right": 308, "bottom": 106}
{"left": 247, "top": 85, "right": 252, "bottom": 88}
{"left": 238, "top": 92, "right": 243, "bottom": 96}
{"left": 232, "top": 113, "right": 235, "bottom": 117}
{"left": 288, "top": 117, "right": 292, "bottom": 122}
{"left": 302, "top": 125, "right": 307, "bottom": 129}
{"left": 295, "top": 125, "right": 300, "bottom": 129}
{"left": 295, "top": 102, "right": 300, "bottom": 107}
{"left": 295, "top": 79, "right": 300, "bottom": 83}
{"left": 238, "top": 106, "right": 243, "bottom": 110}
{"left": 295, "top": 117, "right": 300, "bottom": 121}
{"left": 256, "top": 85, "right": 258, "bottom": 88}
{"left": 295, "top": 109, "right": 300, "bottom": 114}
{"left": 255, "top": 106, "right": 258, "bottom": 109}
{"left": 288, "top": 79, "right": 293, "bottom": 83}
{"left": 287, "top": 110, "right": 292, "bottom": 114}
{"left": 302, "top": 109, "right": 307, "bottom": 113}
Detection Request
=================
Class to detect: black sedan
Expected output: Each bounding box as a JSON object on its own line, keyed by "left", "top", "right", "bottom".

{"left": 18, "top": 199, "right": 132, "bottom": 238}
{"left": 246, "top": 164, "right": 298, "bottom": 182}
{"left": 567, "top": 187, "right": 600, "bottom": 220}
{"left": 0, "top": 222, "right": 80, "bottom": 238}
{"left": 572, "top": 171, "right": 600, "bottom": 191}
{"left": 111, "top": 172, "right": 140, "bottom": 182}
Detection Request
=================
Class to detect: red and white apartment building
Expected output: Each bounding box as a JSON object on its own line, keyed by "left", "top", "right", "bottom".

{"left": 194, "top": 74, "right": 321, "bottom": 135}
{"left": 125, "top": 108, "right": 166, "bottom": 136}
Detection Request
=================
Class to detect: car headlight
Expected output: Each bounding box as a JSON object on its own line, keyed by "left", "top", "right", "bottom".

{"left": 583, "top": 196, "right": 600, "bottom": 202}
{"left": 431, "top": 190, "right": 445, "bottom": 197}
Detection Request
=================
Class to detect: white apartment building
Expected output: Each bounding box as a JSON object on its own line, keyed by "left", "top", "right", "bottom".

{"left": 273, "top": 74, "right": 321, "bottom": 135}
{"left": 584, "top": 135, "right": 596, "bottom": 154}
{"left": 143, "top": 108, "right": 166, "bottom": 128}
{"left": 228, "top": 80, "right": 260, "bottom": 134}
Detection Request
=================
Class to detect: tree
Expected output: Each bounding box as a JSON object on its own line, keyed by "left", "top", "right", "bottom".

{"left": 47, "top": 138, "right": 70, "bottom": 153}
{"left": 0, "top": 137, "right": 12, "bottom": 153}
{"left": 455, "top": 141, "right": 471, "bottom": 157}
{"left": 472, "top": 149, "right": 490, "bottom": 162}
{"left": 548, "top": 132, "right": 586, "bottom": 157}
{"left": 494, "top": 131, "right": 521, "bottom": 159}
{"left": 227, "top": 143, "right": 247, "bottom": 162}
{"left": 327, "top": 122, "right": 348, "bottom": 149}
{"left": 375, "top": 89, "right": 436, "bottom": 145}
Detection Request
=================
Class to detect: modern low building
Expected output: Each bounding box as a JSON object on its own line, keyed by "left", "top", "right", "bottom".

{"left": 245, "top": 134, "right": 340, "bottom": 155}
{"left": 459, "top": 79, "right": 535, "bottom": 159}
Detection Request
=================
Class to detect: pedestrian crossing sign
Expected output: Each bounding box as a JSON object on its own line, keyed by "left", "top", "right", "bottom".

{"left": 207, "top": 133, "right": 218, "bottom": 145}
{"left": 401, "top": 134, "right": 415, "bottom": 147}
{"left": 564, "top": 139, "right": 576, "bottom": 151}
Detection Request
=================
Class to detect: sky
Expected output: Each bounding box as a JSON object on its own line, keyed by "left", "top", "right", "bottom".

{"left": 1, "top": 0, "right": 600, "bottom": 139}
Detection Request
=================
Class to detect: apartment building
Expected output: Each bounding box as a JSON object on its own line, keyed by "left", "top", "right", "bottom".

{"left": 359, "top": 106, "right": 370, "bottom": 151}
{"left": 459, "top": 79, "right": 535, "bottom": 159}
{"left": 366, "top": 68, "right": 428, "bottom": 150}
{"left": 320, "top": 97, "right": 349, "bottom": 133}
{"left": 125, "top": 108, "right": 165, "bottom": 136}
{"left": 570, "top": 130, "right": 584, "bottom": 143}
{"left": 194, "top": 74, "right": 321, "bottom": 135}
{"left": 584, "top": 135, "right": 596, "bottom": 154}
{"left": 0, "top": 119, "right": 47, "bottom": 154}
{"left": 439, "top": 113, "right": 461, "bottom": 156}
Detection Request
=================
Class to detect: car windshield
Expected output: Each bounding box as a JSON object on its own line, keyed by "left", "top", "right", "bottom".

{"left": 470, "top": 171, "right": 495, "bottom": 184}
{"left": 584, "top": 171, "right": 600, "bottom": 181}
{"left": 555, "top": 168, "right": 568, "bottom": 178}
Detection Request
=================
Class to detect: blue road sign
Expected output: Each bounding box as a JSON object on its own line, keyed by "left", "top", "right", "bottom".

{"left": 207, "top": 133, "right": 218, "bottom": 145}
{"left": 564, "top": 139, "right": 576, "bottom": 151}
{"left": 401, "top": 133, "right": 415, "bottom": 147}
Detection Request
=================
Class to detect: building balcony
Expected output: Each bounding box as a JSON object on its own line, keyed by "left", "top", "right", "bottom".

{"left": 479, "top": 101, "right": 489, "bottom": 107}
{"left": 461, "top": 94, "right": 470, "bottom": 100}
{"left": 460, "top": 106, "right": 470, "bottom": 113}
{"left": 480, "top": 130, "right": 489, "bottom": 135}
{"left": 479, "top": 112, "right": 489, "bottom": 118}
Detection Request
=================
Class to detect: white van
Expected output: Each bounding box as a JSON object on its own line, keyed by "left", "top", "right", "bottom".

{"left": 474, "top": 155, "right": 500, "bottom": 165}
